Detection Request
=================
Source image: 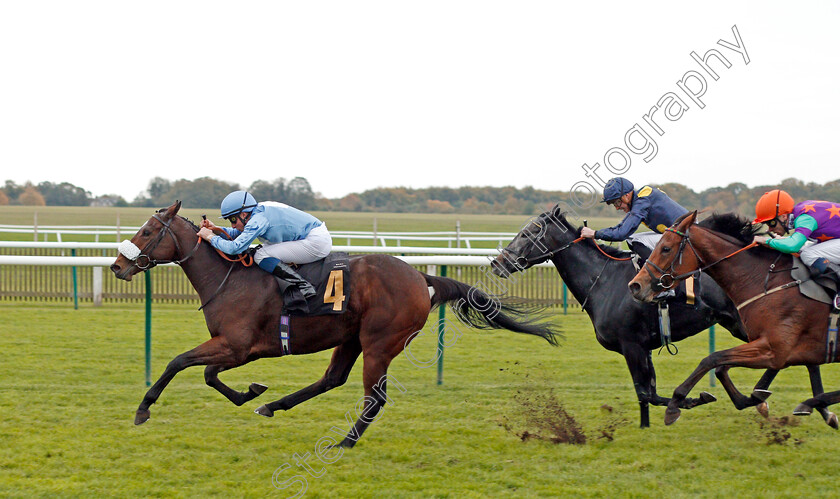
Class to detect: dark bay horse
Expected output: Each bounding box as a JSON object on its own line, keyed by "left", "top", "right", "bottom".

{"left": 629, "top": 211, "right": 836, "bottom": 427}
{"left": 491, "top": 206, "right": 822, "bottom": 428}
{"left": 110, "top": 202, "right": 560, "bottom": 448}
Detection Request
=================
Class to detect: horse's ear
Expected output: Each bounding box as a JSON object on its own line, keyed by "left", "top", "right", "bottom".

{"left": 163, "top": 200, "right": 182, "bottom": 220}
{"left": 688, "top": 210, "right": 698, "bottom": 225}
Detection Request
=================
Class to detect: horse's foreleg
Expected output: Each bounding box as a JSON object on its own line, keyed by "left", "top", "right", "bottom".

{"left": 666, "top": 340, "right": 775, "bottom": 425}
{"left": 204, "top": 365, "right": 267, "bottom": 406}
{"left": 256, "top": 339, "right": 362, "bottom": 417}
{"left": 714, "top": 366, "right": 777, "bottom": 413}
{"left": 136, "top": 336, "right": 238, "bottom": 425}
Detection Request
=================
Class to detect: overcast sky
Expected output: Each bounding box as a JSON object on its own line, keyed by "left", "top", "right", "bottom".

{"left": 1, "top": 1, "right": 837, "bottom": 203}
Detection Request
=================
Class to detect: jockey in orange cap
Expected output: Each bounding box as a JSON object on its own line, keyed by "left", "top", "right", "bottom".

{"left": 752, "top": 189, "right": 840, "bottom": 307}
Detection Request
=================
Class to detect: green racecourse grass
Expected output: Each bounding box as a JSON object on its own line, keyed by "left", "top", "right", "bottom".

{"left": 4, "top": 301, "right": 840, "bottom": 498}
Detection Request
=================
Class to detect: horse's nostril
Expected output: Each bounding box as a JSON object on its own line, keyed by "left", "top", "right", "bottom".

{"left": 110, "top": 264, "right": 120, "bottom": 274}
{"left": 628, "top": 282, "right": 641, "bottom": 295}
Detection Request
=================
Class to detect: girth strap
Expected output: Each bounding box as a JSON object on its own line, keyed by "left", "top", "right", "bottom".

{"left": 827, "top": 312, "right": 840, "bottom": 364}
{"left": 736, "top": 281, "right": 802, "bottom": 311}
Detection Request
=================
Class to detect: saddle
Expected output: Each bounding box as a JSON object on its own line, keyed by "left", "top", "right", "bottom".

{"left": 275, "top": 252, "right": 351, "bottom": 316}
{"left": 791, "top": 256, "right": 837, "bottom": 306}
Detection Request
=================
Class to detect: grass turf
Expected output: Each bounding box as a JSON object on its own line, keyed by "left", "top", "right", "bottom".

{"left": 2, "top": 301, "right": 840, "bottom": 498}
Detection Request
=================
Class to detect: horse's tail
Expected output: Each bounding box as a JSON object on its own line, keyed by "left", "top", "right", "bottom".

{"left": 422, "top": 273, "right": 560, "bottom": 346}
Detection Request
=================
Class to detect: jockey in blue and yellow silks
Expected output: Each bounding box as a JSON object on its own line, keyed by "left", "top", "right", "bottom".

{"left": 580, "top": 177, "right": 688, "bottom": 252}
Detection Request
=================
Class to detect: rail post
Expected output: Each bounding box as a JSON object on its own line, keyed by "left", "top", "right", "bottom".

{"left": 562, "top": 282, "right": 568, "bottom": 315}
{"left": 709, "top": 325, "right": 716, "bottom": 387}
{"left": 71, "top": 249, "right": 78, "bottom": 310}
{"left": 437, "top": 265, "right": 447, "bottom": 385}
{"left": 145, "top": 270, "right": 152, "bottom": 387}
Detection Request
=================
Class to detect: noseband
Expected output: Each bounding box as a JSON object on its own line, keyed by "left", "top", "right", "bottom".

{"left": 119, "top": 214, "right": 201, "bottom": 270}
{"left": 642, "top": 227, "right": 701, "bottom": 291}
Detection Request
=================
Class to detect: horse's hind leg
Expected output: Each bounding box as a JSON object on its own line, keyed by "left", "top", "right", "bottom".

{"left": 795, "top": 390, "right": 840, "bottom": 421}
{"left": 334, "top": 353, "right": 398, "bottom": 449}
{"left": 803, "top": 365, "right": 838, "bottom": 429}
{"left": 256, "top": 338, "right": 362, "bottom": 417}
{"left": 621, "top": 344, "right": 654, "bottom": 428}
{"left": 623, "top": 345, "right": 714, "bottom": 428}
{"left": 204, "top": 365, "right": 268, "bottom": 406}
{"left": 136, "top": 337, "right": 240, "bottom": 425}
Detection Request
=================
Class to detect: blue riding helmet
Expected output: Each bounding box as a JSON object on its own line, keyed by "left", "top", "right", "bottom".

{"left": 220, "top": 191, "right": 258, "bottom": 218}
{"left": 601, "top": 177, "right": 635, "bottom": 203}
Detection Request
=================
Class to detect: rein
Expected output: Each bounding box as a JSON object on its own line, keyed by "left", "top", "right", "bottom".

{"left": 120, "top": 214, "right": 255, "bottom": 311}
{"left": 643, "top": 225, "right": 759, "bottom": 291}
{"left": 522, "top": 235, "right": 632, "bottom": 265}
{"left": 644, "top": 224, "right": 806, "bottom": 310}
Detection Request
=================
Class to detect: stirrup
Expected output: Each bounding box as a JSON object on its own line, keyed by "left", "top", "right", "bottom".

{"left": 834, "top": 294, "right": 840, "bottom": 310}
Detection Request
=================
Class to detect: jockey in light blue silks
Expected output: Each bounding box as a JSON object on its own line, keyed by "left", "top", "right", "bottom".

{"left": 580, "top": 177, "right": 689, "bottom": 253}
{"left": 197, "top": 191, "right": 332, "bottom": 309}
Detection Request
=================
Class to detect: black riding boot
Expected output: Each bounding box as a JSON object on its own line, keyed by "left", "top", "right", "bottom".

{"left": 270, "top": 262, "right": 317, "bottom": 313}
{"left": 810, "top": 258, "right": 840, "bottom": 309}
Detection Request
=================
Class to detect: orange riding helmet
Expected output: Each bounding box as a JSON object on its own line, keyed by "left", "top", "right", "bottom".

{"left": 753, "top": 189, "right": 795, "bottom": 224}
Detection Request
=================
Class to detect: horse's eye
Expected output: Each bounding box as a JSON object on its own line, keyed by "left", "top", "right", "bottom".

{"left": 662, "top": 246, "right": 671, "bottom": 254}
{"left": 142, "top": 229, "right": 151, "bottom": 237}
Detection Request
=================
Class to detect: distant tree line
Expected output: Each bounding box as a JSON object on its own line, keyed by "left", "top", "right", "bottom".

{"left": 2, "top": 176, "right": 840, "bottom": 218}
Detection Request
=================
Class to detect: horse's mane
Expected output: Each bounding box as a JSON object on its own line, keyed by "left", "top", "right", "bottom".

{"left": 155, "top": 207, "right": 201, "bottom": 232}
{"left": 696, "top": 212, "right": 760, "bottom": 246}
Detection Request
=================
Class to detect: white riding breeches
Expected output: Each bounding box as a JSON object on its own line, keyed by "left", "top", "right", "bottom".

{"left": 626, "top": 231, "right": 661, "bottom": 251}
{"left": 800, "top": 239, "right": 840, "bottom": 267}
{"left": 254, "top": 223, "right": 333, "bottom": 266}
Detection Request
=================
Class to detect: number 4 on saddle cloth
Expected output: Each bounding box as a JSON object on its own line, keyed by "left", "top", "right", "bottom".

{"left": 274, "top": 252, "right": 351, "bottom": 317}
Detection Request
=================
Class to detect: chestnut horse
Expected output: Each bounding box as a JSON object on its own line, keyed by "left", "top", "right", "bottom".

{"left": 110, "top": 202, "right": 560, "bottom": 447}
{"left": 629, "top": 211, "right": 837, "bottom": 427}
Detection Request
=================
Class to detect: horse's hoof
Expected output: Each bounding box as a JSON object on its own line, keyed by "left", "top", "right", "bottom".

{"left": 752, "top": 389, "right": 772, "bottom": 402}
{"left": 756, "top": 401, "right": 770, "bottom": 419}
{"left": 664, "top": 408, "right": 681, "bottom": 425}
{"left": 249, "top": 383, "right": 268, "bottom": 396}
{"left": 255, "top": 405, "right": 274, "bottom": 418}
{"left": 793, "top": 403, "right": 813, "bottom": 416}
{"left": 827, "top": 412, "right": 839, "bottom": 429}
{"left": 698, "top": 392, "right": 717, "bottom": 404}
{"left": 135, "top": 409, "right": 151, "bottom": 425}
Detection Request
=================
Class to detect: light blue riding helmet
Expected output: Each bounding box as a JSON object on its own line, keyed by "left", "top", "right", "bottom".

{"left": 220, "top": 191, "right": 258, "bottom": 219}
{"left": 601, "top": 177, "right": 635, "bottom": 203}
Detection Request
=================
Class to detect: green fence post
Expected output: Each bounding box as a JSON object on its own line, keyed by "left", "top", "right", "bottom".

{"left": 709, "top": 325, "right": 716, "bottom": 387}
{"left": 71, "top": 249, "right": 78, "bottom": 310}
{"left": 437, "top": 265, "right": 447, "bottom": 385}
{"left": 145, "top": 270, "right": 152, "bottom": 387}
{"left": 562, "top": 282, "right": 568, "bottom": 315}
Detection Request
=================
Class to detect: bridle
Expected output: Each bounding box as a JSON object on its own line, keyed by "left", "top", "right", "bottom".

{"left": 502, "top": 218, "right": 631, "bottom": 269}
{"left": 643, "top": 224, "right": 758, "bottom": 292}
{"left": 120, "top": 214, "right": 202, "bottom": 271}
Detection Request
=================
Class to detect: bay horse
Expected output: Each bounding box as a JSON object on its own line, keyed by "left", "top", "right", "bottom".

{"left": 628, "top": 211, "right": 837, "bottom": 427}
{"left": 491, "top": 206, "right": 828, "bottom": 427}
{"left": 110, "top": 202, "right": 560, "bottom": 448}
